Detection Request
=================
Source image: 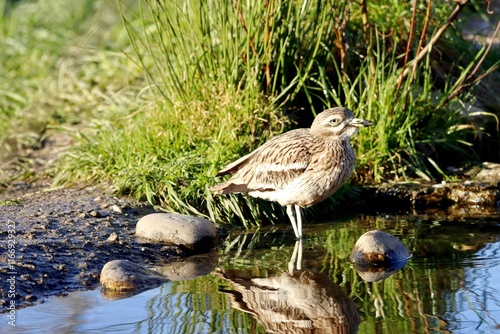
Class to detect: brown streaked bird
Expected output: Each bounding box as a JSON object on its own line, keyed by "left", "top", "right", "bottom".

{"left": 211, "top": 107, "right": 373, "bottom": 239}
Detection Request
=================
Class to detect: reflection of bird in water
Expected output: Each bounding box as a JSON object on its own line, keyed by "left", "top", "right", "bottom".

{"left": 289, "top": 240, "right": 303, "bottom": 272}
{"left": 211, "top": 107, "right": 373, "bottom": 239}
{"left": 216, "top": 267, "right": 360, "bottom": 334}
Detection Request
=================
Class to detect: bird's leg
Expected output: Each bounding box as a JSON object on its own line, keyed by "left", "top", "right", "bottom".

{"left": 294, "top": 205, "right": 302, "bottom": 239}
{"left": 286, "top": 205, "right": 300, "bottom": 239}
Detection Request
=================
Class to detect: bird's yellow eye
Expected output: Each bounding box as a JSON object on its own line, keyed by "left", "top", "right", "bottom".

{"left": 329, "top": 118, "right": 340, "bottom": 125}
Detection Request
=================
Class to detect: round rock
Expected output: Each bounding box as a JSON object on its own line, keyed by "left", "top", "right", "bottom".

{"left": 100, "top": 259, "right": 167, "bottom": 292}
{"left": 349, "top": 230, "right": 412, "bottom": 282}
{"left": 136, "top": 213, "right": 216, "bottom": 251}
{"left": 349, "top": 230, "right": 412, "bottom": 266}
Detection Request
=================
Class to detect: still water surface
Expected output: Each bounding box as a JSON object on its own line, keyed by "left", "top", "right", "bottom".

{"left": 4, "top": 213, "right": 500, "bottom": 333}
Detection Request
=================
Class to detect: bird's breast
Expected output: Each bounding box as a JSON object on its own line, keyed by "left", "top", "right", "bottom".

{"left": 291, "top": 143, "right": 356, "bottom": 206}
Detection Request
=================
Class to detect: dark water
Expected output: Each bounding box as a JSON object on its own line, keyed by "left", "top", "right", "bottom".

{"left": 3, "top": 213, "right": 500, "bottom": 333}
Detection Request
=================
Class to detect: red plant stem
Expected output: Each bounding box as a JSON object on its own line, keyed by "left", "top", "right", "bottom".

{"left": 399, "top": 2, "right": 468, "bottom": 81}
{"left": 410, "top": 0, "right": 432, "bottom": 82}
{"left": 397, "top": 0, "right": 418, "bottom": 93}
{"left": 442, "top": 19, "right": 500, "bottom": 105}
{"left": 466, "top": 19, "right": 500, "bottom": 83}
{"left": 360, "top": 0, "right": 375, "bottom": 76}
{"left": 264, "top": 0, "right": 272, "bottom": 91}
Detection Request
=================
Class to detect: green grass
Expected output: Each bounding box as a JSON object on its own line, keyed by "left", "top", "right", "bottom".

{"left": 53, "top": 84, "right": 286, "bottom": 226}
{"left": 1, "top": 0, "right": 499, "bottom": 227}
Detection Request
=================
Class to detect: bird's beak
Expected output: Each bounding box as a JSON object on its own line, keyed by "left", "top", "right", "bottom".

{"left": 349, "top": 118, "right": 374, "bottom": 127}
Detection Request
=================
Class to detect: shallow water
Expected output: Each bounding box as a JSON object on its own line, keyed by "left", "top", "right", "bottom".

{"left": 3, "top": 213, "right": 500, "bottom": 333}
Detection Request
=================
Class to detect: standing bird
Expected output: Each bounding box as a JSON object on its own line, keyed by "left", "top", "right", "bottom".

{"left": 211, "top": 107, "right": 373, "bottom": 239}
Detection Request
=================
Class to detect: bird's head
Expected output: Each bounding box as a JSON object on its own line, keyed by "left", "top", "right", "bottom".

{"left": 310, "top": 107, "right": 373, "bottom": 140}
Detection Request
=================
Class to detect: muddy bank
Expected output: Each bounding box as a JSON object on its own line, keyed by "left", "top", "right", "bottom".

{"left": 0, "top": 185, "right": 187, "bottom": 310}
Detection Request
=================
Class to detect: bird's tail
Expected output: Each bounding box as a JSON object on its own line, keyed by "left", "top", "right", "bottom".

{"left": 210, "top": 181, "right": 249, "bottom": 195}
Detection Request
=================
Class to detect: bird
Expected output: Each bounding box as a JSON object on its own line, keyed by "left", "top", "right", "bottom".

{"left": 211, "top": 107, "right": 373, "bottom": 239}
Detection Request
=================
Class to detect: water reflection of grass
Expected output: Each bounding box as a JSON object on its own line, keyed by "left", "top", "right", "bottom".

{"left": 160, "top": 274, "right": 268, "bottom": 334}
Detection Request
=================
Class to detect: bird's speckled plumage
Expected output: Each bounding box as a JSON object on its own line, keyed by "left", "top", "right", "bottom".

{"left": 211, "top": 107, "right": 373, "bottom": 238}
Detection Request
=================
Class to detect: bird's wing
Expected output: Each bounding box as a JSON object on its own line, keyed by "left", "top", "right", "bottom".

{"left": 215, "top": 151, "right": 256, "bottom": 177}
{"left": 232, "top": 129, "right": 313, "bottom": 190}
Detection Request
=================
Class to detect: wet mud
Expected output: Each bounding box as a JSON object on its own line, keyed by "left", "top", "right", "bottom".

{"left": 0, "top": 185, "right": 185, "bottom": 310}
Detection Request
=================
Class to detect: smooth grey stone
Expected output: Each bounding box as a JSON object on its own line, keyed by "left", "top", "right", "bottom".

{"left": 100, "top": 259, "right": 167, "bottom": 292}
{"left": 350, "top": 230, "right": 411, "bottom": 265}
{"left": 136, "top": 213, "right": 216, "bottom": 251}
{"left": 350, "top": 230, "right": 412, "bottom": 282}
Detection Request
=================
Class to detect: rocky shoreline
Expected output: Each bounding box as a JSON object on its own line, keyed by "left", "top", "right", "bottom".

{"left": 360, "top": 179, "right": 498, "bottom": 213}
{"left": 358, "top": 163, "right": 500, "bottom": 217}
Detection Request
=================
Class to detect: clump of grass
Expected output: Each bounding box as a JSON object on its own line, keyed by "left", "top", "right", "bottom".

{"left": 282, "top": 0, "right": 500, "bottom": 182}
{"left": 55, "top": 0, "right": 499, "bottom": 226}
{"left": 54, "top": 83, "right": 286, "bottom": 226}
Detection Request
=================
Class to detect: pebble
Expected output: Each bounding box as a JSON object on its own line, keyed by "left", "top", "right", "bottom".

{"left": 53, "top": 264, "right": 67, "bottom": 271}
{"left": 349, "top": 230, "right": 412, "bottom": 282}
{"left": 89, "top": 210, "right": 102, "bottom": 218}
{"left": 25, "top": 295, "right": 37, "bottom": 301}
{"left": 106, "top": 232, "right": 119, "bottom": 243}
{"left": 350, "top": 230, "right": 411, "bottom": 265}
{"left": 111, "top": 204, "right": 123, "bottom": 214}
{"left": 135, "top": 213, "right": 216, "bottom": 251}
